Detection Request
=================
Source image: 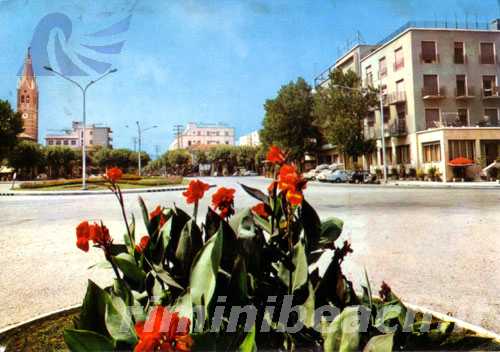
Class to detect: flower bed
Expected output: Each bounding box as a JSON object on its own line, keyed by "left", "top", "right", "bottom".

{"left": 31, "top": 159, "right": 500, "bottom": 351}
{"left": 19, "top": 175, "right": 182, "bottom": 189}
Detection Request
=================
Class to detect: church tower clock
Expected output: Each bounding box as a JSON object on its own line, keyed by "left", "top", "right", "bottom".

{"left": 17, "top": 48, "right": 38, "bottom": 142}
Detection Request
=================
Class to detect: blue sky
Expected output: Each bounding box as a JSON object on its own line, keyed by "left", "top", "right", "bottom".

{"left": 0, "top": 0, "right": 498, "bottom": 156}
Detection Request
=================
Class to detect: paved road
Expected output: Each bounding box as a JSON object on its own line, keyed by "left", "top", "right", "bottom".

{"left": 1, "top": 177, "right": 499, "bottom": 333}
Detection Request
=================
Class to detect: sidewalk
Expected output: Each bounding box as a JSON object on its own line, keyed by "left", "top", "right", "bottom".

{"left": 386, "top": 180, "right": 500, "bottom": 189}
{"left": 0, "top": 184, "right": 204, "bottom": 197}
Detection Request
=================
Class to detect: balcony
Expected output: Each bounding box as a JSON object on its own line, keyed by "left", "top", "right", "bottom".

{"left": 420, "top": 53, "right": 440, "bottom": 64}
{"left": 481, "top": 86, "right": 500, "bottom": 99}
{"left": 389, "top": 119, "right": 408, "bottom": 136}
{"left": 363, "top": 126, "right": 378, "bottom": 139}
{"left": 421, "top": 86, "right": 446, "bottom": 99}
{"left": 455, "top": 86, "right": 475, "bottom": 100}
{"left": 387, "top": 91, "right": 406, "bottom": 104}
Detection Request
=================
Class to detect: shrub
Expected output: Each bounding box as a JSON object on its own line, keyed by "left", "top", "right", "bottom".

{"left": 66, "top": 148, "right": 492, "bottom": 351}
{"left": 416, "top": 168, "right": 425, "bottom": 180}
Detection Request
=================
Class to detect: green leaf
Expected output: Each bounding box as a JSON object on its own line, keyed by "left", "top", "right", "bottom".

{"left": 105, "top": 294, "right": 137, "bottom": 344}
{"left": 152, "top": 264, "right": 184, "bottom": 290}
{"left": 363, "top": 333, "right": 394, "bottom": 352}
{"left": 124, "top": 215, "right": 136, "bottom": 255}
{"left": 114, "top": 253, "right": 146, "bottom": 284}
{"left": 278, "top": 240, "right": 308, "bottom": 292}
{"left": 229, "top": 255, "right": 248, "bottom": 304}
{"left": 77, "top": 280, "right": 108, "bottom": 336}
{"left": 323, "top": 306, "right": 362, "bottom": 352}
{"left": 175, "top": 219, "right": 203, "bottom": 273}
{"left": 239, "top": 183, "right": 269, "bottom": 205}
{"left": 203, "top": 206, "right": 221, "bottom": 241}
{"left": 319, "top": 217, "right": 344, "bottom": 246}
{"left": 172, "top": 291, "right": 193, "bottom": 332}
{"left": 189, "top": 225, "right": 223, "bottom": 314}
{"left": 239, "top": 325, "right": 257, "bottom": 352}
{"left": 87, "top": 261, "right": 112, "bottom": 270}
{"left": 300, "top": 199, "right": 322, "bottom": 251}
{"left": 64, "top": 329, "right": 114, "bottom": 352}
{"left": 138, "top": 196, "right": 150, "bottom": 230}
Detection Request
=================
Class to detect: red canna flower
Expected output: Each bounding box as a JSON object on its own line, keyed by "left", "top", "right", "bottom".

{"left": 106, "top": 167, "right": 123, "bottom": 183}
{"left": 277, "top": 164, "right": 307, "bottom": 206}
{"left": 182, "top": 179, "right": 210, "bottom": 204}
{"left": 150, "top": 206, "right": 167, "bottom": 227}
{"left": 267, "top": 180, "right": 277, "bottom": 195}
{"left": 76, "top": 221, "right": 90, "bottom": 252}
{"left": 134, "top": 306, "right": 193, "bottom": 352}
{"left": 75, "top": 221, "right": 112, "bottom": 252}
{"left": 211, "top": 187, "right": 236, "bottom": 219}
{"left": 266, "top": 146, "right": 286, "bottom": 165}
{"left": 135, "top": 236, "right": 150, "bottom": 254}
{"left": 251, "top": 203, "right": 270, "bottom": 218}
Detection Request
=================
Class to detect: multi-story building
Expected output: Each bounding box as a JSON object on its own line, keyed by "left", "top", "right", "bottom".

{"left": 45, "top": 121, "right": 113, "bottom": 149}
{"left": 315, "top": 20, "right": 500, "bottom": 181}
{"left": 238, "top": 131, "right": 260, "bottom": 147}
{"left": 170, "top": 122, "right": 235, "bottom": 150}
{"left": 17, "top": 48, "right": 39, "bottom": 142}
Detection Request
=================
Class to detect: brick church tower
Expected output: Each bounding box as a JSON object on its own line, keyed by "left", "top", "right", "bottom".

{"left": 17, "top": 48, "right": 38, "bottom": 142}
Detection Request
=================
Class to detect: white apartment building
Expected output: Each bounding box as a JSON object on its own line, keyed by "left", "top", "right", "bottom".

{"left": 238, "top": 131, "right": 260, "bottom": 146}
{"left": 315, "top": 20, "right": 500, "bottom": 181}
{"left": 170, "top": 122, "right": 235, "bottom": 150}
{"left": 45, "top": 121, "right": 113, "bottom": 149}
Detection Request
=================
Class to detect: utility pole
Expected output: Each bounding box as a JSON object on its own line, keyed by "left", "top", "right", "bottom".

{"left": 132, "top": 137, "right": 138, "bottom": 152}
{"left": 127, "top": 122, "right": 158, "bottom": 176}
{"left": 173, "top": 124, "right": 184, "bottom": 149}
{"left": 154, "top": 145, "right": 161, "bottom": 159}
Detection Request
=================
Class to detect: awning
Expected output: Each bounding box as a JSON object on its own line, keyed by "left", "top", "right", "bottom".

{"left": 448, "top": 157, "right": 474, "bottom": 167}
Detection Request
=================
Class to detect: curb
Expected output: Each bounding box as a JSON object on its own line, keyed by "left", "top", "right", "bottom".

{"left": 0, "top": 185, "right": 215, "bottom": 197}
{"left": 311, "top": 181, "right": 500, "bottom": 190}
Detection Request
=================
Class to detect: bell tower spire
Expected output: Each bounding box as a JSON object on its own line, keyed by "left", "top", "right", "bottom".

{"left": 17, "top": 47, "right": 39, "bottom": 142}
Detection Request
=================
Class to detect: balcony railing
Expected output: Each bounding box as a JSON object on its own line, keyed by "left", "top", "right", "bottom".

{"left": 422, "top": 86, "right": 446, "bottom": 99}
{"left": 387, "top": 91, "right": 406, "bottom": 104}
{"left": 455, "top": 86, "right": 475, "bottom": 98}
{"left": 420, "top": 53, "right": 440, "bottom": 64}
{"left": 363, "top": 126, "right": 378, "bottom": 139}
{"left": 389, "top": 119, "right": 408, "bottom": 136}
{"left": 482, "top": 86, "right": 500, "bottom": 98}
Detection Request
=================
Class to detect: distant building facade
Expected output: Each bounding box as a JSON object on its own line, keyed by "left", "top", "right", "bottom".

{"left": 17, "top": 48, "right": 39, "bottom": 142}
{"left": 238, "top": 131, "right": 260, "bottom": 146}
{"left": 315, "top": 20, "right": 500, "bottom": 180}
{"left": 45, "top": 121, "right": 113, "bottom": 149}
{"left": 170, "top": 122, "right": 235, "bottom": 150}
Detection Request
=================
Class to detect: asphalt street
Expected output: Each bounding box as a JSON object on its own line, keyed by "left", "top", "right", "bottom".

{"left": 0, "top": 177, "right": 499, "bottom": 332}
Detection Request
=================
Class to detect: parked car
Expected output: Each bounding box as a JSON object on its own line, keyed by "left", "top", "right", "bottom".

{"left": 243, "top": 170, "right": 259, "bottom": 176}
{"left": 324, "top": 170, "right": 351, "bottom": 183}
{"left": 303, "top": 164, "right": 330, "bottom": 180}
{"left": 316, "top": 169, "right": 335, "bottom": 181}
{"left": 350, "top": 171, "right": 370, "bottom": 184}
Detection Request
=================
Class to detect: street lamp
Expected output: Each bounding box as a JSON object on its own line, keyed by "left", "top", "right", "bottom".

{"left": 126, "top": 122, "right": 158, "bottom": 176}
{"left": 44, "top": 66, "right": 117, "bottom": 190}
{"left": 331, "top": 84, "right": 388, "bottom": 183}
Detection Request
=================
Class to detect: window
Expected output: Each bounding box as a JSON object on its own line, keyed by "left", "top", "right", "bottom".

{"left": 421, "top": 41, "right": 437, "bottom": 63}
{"left": 394, "top": 47, "right": 404, "bottom": 70}
{"left": 379, "top": 147, "right": 393, "bottom": 164}
{"left": 484, "top": 108, "right": 499, "bottom": 126}
{"left": 396, "top": 145, "right": 410, "bottom": 164}
{"left": 454, "top": 42, "right": 465, "bottom": 64}
{"left": 482, "top": 75, "right": 496, "bottom": 96}
{"left": 382, "top": 106, "right": 390, "bottom": 123}
{"left": 197, "top": 131, "right": 201, "bottom": 136}
{"left": 396, "top": 103, "right": 406, "bottom": 121}
{"left": 89, "top": 131, "right": 93, "bottom": 135}
{"left": 26, "top": 96, "right": 30, "bottom": 103}
{"left": 480, "top": 42, "right": 495, "bottom": 64}
{"left": 425, "top": 108, "right": 440, "bottom": 129}
{"left": 457, "top": 108, "right": 468, "bottom": 126}
{"left": 423, "top": 142, "right": 441, "bottom": 162}
{"left": 89, "top": 140, "right": 93, "bottom": 145}
{"left": 188, "top": 140, "right": 192, "bottom": 146}
{"left": 63, "top": 140, "right": 68, "bottom": 145}
{"left": 71, "top": 140, "right": 76, "bottom": 145}
{"left": 448, "top": 140, "right": 475, "bottom": 160}
{"left": 365, "top": 65, "right": 373, "bottom": 86}
{"left": 396, "top": 79, "right": 405, "bottom": 93}
{"left": 56, "top": 140, "right": 61, "bottom": 145}
{"left": 456, "top": 75, "right": 467, "bottom": 96}
{"left": 367, "top": 111, "right": 375, "bottom": 127}
{"left": 225, "top": 131, "right": 229, "bottom": 136}
{"left": 21, "top": 95, "right": 25, "bottom": 103}
{"left": 378, "top": 57, "right": 387, "bottom": 78}
{"left": 423, "top": 74, "right": 439, "bottom": 96}
{"left": 48, "top": 140, "right": 53, "bottom": 145}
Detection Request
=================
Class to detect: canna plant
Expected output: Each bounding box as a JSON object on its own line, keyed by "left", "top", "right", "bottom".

{"left": 65, "top": 154, "right": 490, "bottom": 352}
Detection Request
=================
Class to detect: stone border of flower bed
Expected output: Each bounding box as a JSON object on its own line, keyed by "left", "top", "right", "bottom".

{"left": 0, "top": 302, "right": 498, "bottom": 348}
{"left": 0, "top": 184, "right": 216, "bottom": 197}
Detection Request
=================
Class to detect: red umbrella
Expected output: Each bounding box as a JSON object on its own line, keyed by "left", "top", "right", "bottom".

{"left": 449, "top": 157, "right": 474, "bottom": 167}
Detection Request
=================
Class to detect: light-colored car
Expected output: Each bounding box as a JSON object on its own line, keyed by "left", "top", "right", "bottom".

{"left": 316, "top": 169, "right": 335, "bottom": 181}
{"left": 304, "top": 164, "right": 330, "bottom": 180}
{"left": 243, "top": 170, "right": 259, "bottom": 176}
{"left": 324, "top": 170, "right": 351, "bottom": 183}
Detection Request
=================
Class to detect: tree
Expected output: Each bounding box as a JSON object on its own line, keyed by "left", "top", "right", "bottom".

{"left": 8, "top": 141, "right": 44, "bottom": 179}
{"left": 207, "top": 145, "right": 237, "bottom": 175}
{"left": 260, "top": 77, "right": 320, "bottom": 167}
{"left": 166, "top": 149, "right": 191, "bottom": 175}
{"left": 0, "top": 99, "right": 24, "bottom": 161}
{"left": 236, "top": 146, "right": 258, "bottom": 170}
{"left": 44, "top": 146, "right": 79, "bottom": 178}
{"left": 313, "top": 69, "right": 377, "bottom": 164}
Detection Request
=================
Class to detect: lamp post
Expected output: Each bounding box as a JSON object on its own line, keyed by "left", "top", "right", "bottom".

{"left": 126, "top": 122, "right": 158, "bottom": 176}
{"left": 331, "top": 84, "right": 388, "bottom": 183}
{"left": 44, "top": 66, "right": 117, "bottom": 190}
